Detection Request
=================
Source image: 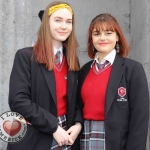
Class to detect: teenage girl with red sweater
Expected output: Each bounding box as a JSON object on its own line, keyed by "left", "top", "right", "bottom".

{"left": 79, "top": 13, "right": 149, "bottom": 150}
{"left": 8, "top": 1, "right": 82, "bottom": 150}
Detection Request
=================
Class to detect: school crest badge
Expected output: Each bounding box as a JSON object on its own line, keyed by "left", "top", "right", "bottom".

{"left": 118, "top": 87, "right": 126, "bottom": 97}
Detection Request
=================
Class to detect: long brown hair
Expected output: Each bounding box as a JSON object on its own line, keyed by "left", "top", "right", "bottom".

{"left": 33, "top": 1, "right": 79, "bottom": 71}
{"left": 88, "top": 13, "right": 129, "bottom": 59}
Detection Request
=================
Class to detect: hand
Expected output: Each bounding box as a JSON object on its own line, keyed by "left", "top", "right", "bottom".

{"left": 67, "top": 122, "right": 82, "bottom": 145}
{"left": 53, "top": 126, "right": 74, "bottom": 146}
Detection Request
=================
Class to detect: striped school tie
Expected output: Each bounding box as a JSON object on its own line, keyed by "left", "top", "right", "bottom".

{"left": 55, "top": 51, "right": 61, "bottom": 64}
{"left": 97, "top": 60, "right": 109, "bottom": 70}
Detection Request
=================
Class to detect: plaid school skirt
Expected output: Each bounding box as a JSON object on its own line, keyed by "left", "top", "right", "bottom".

{"left": 80, "top": 120, "right": 105, "bottom": 150}
{"left": 51, "top": 114, "right": 72, "bottom": 150}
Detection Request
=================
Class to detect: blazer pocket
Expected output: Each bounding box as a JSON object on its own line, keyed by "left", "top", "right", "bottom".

{"left": 120, "top": 129, "right": 128, "bottom": 150}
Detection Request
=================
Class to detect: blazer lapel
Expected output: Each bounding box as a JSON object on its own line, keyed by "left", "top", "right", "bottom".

{"left": 40, "top": 64, "right": 56, "bottom": 105}
{"left": 105, "top": 54, "right": 125, "bottom": 116}
{"left": 79, "top": 61, "right": 93, "bottom": 91}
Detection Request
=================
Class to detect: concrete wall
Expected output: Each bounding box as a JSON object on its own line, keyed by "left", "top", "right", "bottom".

{"left": 0, "top": 0, "right": 32, "bottom": 115}
{"left": 0, "top": 0, "right": 32, "bottom": 149}
{"left": 130, "top": 0, "right": 150, "bottom": 149}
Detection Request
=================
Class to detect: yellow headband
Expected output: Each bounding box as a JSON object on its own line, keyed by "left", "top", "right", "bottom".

{"left": 48, "top": 4, "right": 73, "bottom": 15}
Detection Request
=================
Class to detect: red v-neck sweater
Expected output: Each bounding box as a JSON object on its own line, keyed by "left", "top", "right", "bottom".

{"left": 54, "top": 58, "right": 67, "bottom": 117}
{"left": 81, "top": 66, "right": 112, "bottom": 120}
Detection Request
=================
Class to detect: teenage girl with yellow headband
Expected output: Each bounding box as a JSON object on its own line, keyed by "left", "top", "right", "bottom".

{"left": 8, "top": 1, "right": 82, "bottom": 150}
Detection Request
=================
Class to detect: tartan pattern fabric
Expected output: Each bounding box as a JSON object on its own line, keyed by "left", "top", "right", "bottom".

{"left": 80, "top": 120, "right": 105, "bottom": 150}
{"left": 51, "top": 114, "right": 72, "bottom": 150}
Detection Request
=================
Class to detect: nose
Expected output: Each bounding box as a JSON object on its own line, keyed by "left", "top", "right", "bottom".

{"left": 61, "top": 22, "right": 66, "bottom": 29}
{"left": 100, "top": 33, "right": 106, "bottom": 40}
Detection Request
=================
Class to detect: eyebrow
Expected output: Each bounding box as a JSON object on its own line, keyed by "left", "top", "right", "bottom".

{"left": 93, "top": 30, "right": 113, "bottom": 32}
{"left": 54, "top": 17, "right": 72, "bottom": 20}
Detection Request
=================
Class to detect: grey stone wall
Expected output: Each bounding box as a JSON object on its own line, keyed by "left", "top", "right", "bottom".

{"left": 0, "top": 0, "right": 32, "bottom": 149}
{"left": 130, "top": 1, "right": 150, "bottom": 149}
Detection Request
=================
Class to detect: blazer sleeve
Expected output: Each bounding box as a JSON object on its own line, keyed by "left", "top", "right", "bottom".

{"left": 71, "top": 69, "right": 83, "bottom": 124}
{"left": 9, "top": 49, "right": 58, "bottom": 134}
{"left": 126, "top": 62, "right": 149, "bottom": 150}
{"left": 74, "top": 89, "right": 84, "bottom": 125}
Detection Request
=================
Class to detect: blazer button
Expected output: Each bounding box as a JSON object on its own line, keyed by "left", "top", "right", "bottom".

{"left": 105, "top": 135, "right": 108, "bottom": 139}
{"left": 105, "top": 116, "right": 107, "bottom": 119}
{"left": 70, "top": 107, "right": 71, "bottom": 110}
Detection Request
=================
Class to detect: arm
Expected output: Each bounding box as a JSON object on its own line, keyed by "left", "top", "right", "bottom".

{"left": 126, "top": 63, "right": 149, "bottom": 150}
{"left": 67, "top": 72, "right": 83, "bottom": 143}
{"left": 9, "top": 49, "right": 58, "bottom": 134}
{"left": 53, "top": 126, "right": 74, "bottom": 146}
{"left": 67, "top": 122, "right": 82, "bottom": 145}
{"left": 74, "top": 71, "right": 84, "bottom": 125}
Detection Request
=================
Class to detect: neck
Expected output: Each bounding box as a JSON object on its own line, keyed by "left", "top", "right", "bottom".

{"left": 97, "top": 51, "right": 112, "bottom": 63}
{"left": 52, "top": 40, "right": 62, "bottom": 49}
{"left": 97, "top": 53, "right": 107, "bottom": 63}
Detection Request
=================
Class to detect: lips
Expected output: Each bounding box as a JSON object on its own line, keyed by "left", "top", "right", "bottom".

{"left": 99, "top": 43, "right": 109, "bottom": 45}
{"left": 58, "top": 32, "right": 67, "bottom": 35}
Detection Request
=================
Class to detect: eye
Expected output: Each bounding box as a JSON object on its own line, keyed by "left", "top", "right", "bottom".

{"left": 93, "top": 32, "right": 99, "bottom": 36}
{"left": 55, "top": 19, "right": 61, "bottom": 22}
{"left": 106, "top": 31, "right": 112, "bottom": 34}
{"left": 66, "top": 20, "right": 72, "bottom": 24}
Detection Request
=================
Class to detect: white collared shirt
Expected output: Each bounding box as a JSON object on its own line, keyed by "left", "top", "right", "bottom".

{"left": 53, "top": 46, "right": 63, "bottom": 63}
{"left": 91, "top": 49, "right": 116, "bottom": 70}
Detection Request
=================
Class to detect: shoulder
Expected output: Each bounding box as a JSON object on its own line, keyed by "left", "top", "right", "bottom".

{"left": 11, "top": 47, "right": 34, "bottom": 75}
{"left": 80, "top": 60, "right": 93, "bottom": 71}
{"left": 78, "top": 60, "right": 93, "bottom": 78}
{"left": 12, "top": 47, "right": 35, "bottom": 68}
{"left": 16, "top": 47, "right": 33, "bottom": 57}
{"left": 124, "top": 57, "right": 143, "bottom": 69}
{"left": 14, "top": 47, "right": 33, "bottom": 62}
{"left": 123, "top": 57, "right": 146, "bottom": 78}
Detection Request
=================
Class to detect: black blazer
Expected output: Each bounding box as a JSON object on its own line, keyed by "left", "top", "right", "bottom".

{"left": 78, "top": 54, "right": 149, "bottom": 150}
{"left": 7, "top": 47, "right": 82, "bottom": 150}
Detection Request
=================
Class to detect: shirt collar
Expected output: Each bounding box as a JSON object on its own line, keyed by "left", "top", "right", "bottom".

{"left": 53, "top": 46, "right": 63, "bottom": 63}
{"left": 91, "top": 49, "right": 116, "bottom": 68}
{"left": 53, "top": 46, "right": 63, "bottom": 55}
{"left": 103, "top": 49, "right": 116, "bottom": 65}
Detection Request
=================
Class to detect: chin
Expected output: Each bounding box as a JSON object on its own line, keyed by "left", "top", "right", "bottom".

{"left": 58, "top": 38, "right": 68, "bottom": 42}
{"left": 98, "top": 50, "right": 108, "bottom": 53}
